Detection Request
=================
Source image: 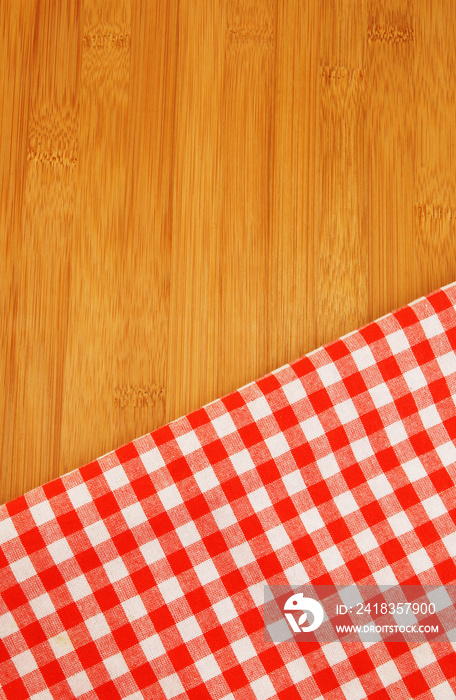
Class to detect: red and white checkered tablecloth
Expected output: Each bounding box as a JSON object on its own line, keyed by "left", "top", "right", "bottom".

{"left": 1, "top": 283, "right": 456, "bottom": 700}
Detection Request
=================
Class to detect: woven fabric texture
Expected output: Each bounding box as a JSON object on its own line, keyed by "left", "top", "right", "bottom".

{"left": 1, "top": 283, "right": 456, "bottom": 699}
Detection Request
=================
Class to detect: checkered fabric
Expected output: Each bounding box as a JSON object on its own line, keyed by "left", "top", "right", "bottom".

{"left": 1, "top": 283, "right": 456, "bottom": 700}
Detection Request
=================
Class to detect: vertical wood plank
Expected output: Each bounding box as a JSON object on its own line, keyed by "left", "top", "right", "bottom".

{"left": 113, "top": 2, "right": 178, "bottom": 441}
{"left": 269, "top": 0, "right": 320, "bottom": 370}
{"left": 216, "top": 0, "right": 276, "bottom": 396}
{"left": 60, "top": 0, "right": 131, "bottom": 471}
{"left": 1, "top": 0, "right": 80, "bottom": 497}
{"left": 365, "top": 0, "right": 417, "bottom": 320}
{"left": 0, "top": 1, "right": 38, "bottom": 501}
{"left": 317, "top": 0, "right": 369, "bottom": 348}
{"left": 414, "top": 1, "right": 456, "bottom": 292}
{"left": 165, "top": 0, "right": 226, "bottom": 419}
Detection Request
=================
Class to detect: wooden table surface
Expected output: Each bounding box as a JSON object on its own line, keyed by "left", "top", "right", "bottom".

{"left": 1, "top": 1, "right": 455, "bottom": 504}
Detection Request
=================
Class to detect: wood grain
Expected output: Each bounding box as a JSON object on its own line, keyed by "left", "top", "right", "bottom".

{"left": 1, "top": 0, "right": 455, "bottom": 503}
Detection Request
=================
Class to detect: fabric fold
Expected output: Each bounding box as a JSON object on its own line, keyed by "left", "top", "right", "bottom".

{"left": 1, "top": 282, "right": 456, "bottom": 699}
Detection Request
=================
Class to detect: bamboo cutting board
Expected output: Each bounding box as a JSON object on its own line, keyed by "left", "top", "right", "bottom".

{"left": 1, "top": 0, "right": 455, "bottom": 504}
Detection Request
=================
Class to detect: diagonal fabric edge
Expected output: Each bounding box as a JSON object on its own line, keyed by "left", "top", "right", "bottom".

{"left": 1, "top": 283, "right": 456, "bottom": 699}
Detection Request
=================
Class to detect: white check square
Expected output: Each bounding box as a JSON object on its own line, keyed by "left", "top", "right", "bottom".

{"left": 317, "top": 363, "right": 341, "bottom": 387}
{"left": 407, "top": 548, "right": 434, "bottom": 574}
{"left": 193, "top": 467, "right": 219, "bottom": 493}
{"left": 30, "top": 500, "right": 55, "bottom": 526}
{"left": 85, "top": 613, "right": 111, "bottom": 641}
{"left": 401, "top": 457, "right": 427, "bottom": 482}
{"left": 122, "top": 595, "right": 148, "bottom": 622}
{"left": 176, "top": 520, "right": 201, "bottom": 546}
{"left": 10, "top": 556, "right": 36, "bottom": 583}
{"left": 85, "top": 521, "right": 111, "bottom": 547}
{"left": 266, "top": 432, "right": 290, "bottom": 458}
{"left": 194, "top": 559, "right": 219, "bottom": 585}
{"left": 66, "top": 574, "right": 92, "bottom": 601}
{"left": 12, "top": 649, "right": 38, "bottom": 675}
{"left": 387, "top": 512, "right": 413, "bottom": 537}
{"left": 47, "top": 537, "right": 74, "bottom": 564}
{"left": 140, "top": 447, "right": 166, "bottom": 473}
{"left": 286, "top": 657, "right": 312, "bottom": 683}
{"left": 386, "top": 329, "right": 409, "bottom": 354}
{"left": 351, "top": 437, "right": 374, "bottom": 462}
{"left": 230, "top": 542, "right": 255, "bottom": 568}
{"left": 158, "top": 577, "right": 183, "bottom": 603}
{"left": 341, "top": 678, "right": 366, "bottom": 700}
{"left": 317, "top": 455, "right": 339, "bottom": 479}
{"left": 266, "top": 524, "right": 291, "bottom": 551}
{"left": 67, "top": 482, "right": 93, "bottom": 509}
{"left": 368, "top": 473, "right": 393, "bottom": 499}
{"left": 103, "top": 557, "right": 129, "bottom": 584}
{"left": 431, "top": 681, "right": 455, "bottom": 700}
{"left": 353, "top": 529, "right": 378, "bottom": 554}
{"left": 410, "top": 643, "right": 437, "bottom": 669}
{"left": 351, "top": 346, "right": 376, "bottom": 370}
{"left": 247, "top": 396, "right": 272, "bottom": 420}
{"left": 104, "top": 653, "right": 129, "bottom": 680}
{"left": 229, "top": 449, "right": 256, "bottom": 475}
{"left": 320, "top": 545, "right": 344, "bottom": 571}
{"left": 421, "top": 494, "right": 447, "bottom": 520}
{"left": 211, "top": 504, "right": 237, "bottom": 530}
{"left": 248, "top": 582, "right": 266, "bottom": 607}
{"left": 231, "top": 637, "right": 257, "bottom": 663}
{"left": 300, "top": 415, "right": 325, "bottom": 440}
{"left": 334, "top": 399, "right": 358, "bottom": 424}
{"left": 212, "top": 413, "right": 237, "bottom": 438}
{"left": 48, "top": 631, "right": 74, "bottom": 659}
{"left": 212, "top": 598, "right": 238, "bottom": 624}
{"left": 140, "top": 539, "right": 165, "bottom": 565}
{"left": 442, "top": 531, "right": 456, "bottom": 557}
{"left": 282, "top": 469, "right": 306, "bottom": 496}
{"left": 104, "top": 465, "right": 130, "bottom": 491}
{"left": 29, "top": 592, "right": 55, "bottom": 620}
{"left": 0, "top": 518, "right": 18, "bottom": 545}
{"left": 372, "top": 565, "right": 398, "bottom": 586}
{"left": 247, "top": 486, "right": 272, "bottom": 512}
{"left": 158, "top": 483, "right": 184, "bottom": 509}
{"left": 437, "top": 352, "right": 456, "bottom": 377}
{"left": 159, "top": 673, "right": 185, "bottom": 698}
{"left": 369, "top": 384, "right": 393, "bottom": 409}
{"left": 67, "top": 671, "right": 93, "bottom": 695}
{"left": 176, "top": 431, "right": 201, "bottom": 456}
{"left": 141, "top": 634, "right": 166, "bottom": 662}
{"left": 420, "top": 315, "right": 445, "bottom": 339}
{"left": 31, "top": 690, "right": 57, "bottom": 700}
{"left": 176, "top": 615, "right": 202, "bottom": 642}
{"left": 300, "top": 507, "right": 325, "bottom": 534}
{"left": 419, "top": 405, "right": 442, "bottom": 429}
{"left": 384, "top": 421, "right": 408, "bottom": 446}
{"left": 282, "top": 379, "right": 307, "bottom": 404}
{"left": 322, "top": 641, "right": 347, "bottom": 665}
{"left": 284, "top": 562, "right": 310, "bottom": 584}
{"left": 334, "top": 491, "right": 358, "bottom": 516}
{"left": 376, "top": 660, "right": 401, "bottom": 686}
{"left": 195, "top": 654, "right": 221, "bottom": 681}
{"left": 251, "top": 675, "right": 276, "bottom": 699}
{"left": 121, "top": 502, "right": 148, "bottom": 528}
{"left": 436, "top": 441, "right": 456, "bottom": 467}
{"left": 403, "top": 367, "right": 428, "bottom": 392}
{"left": 0, "top": 611, "right": 19, "bottom": 638}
